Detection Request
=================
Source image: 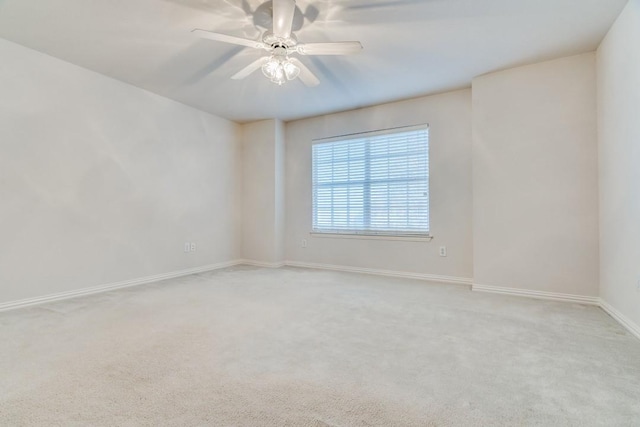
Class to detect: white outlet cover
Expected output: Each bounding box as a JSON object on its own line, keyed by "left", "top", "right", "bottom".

{"left": 190, "top": 242, "right": 196, "bottom": 252}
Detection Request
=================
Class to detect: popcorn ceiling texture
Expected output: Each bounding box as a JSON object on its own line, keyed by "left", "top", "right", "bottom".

{"left": 1, "top": 266, "right": 639, "bottom": 425}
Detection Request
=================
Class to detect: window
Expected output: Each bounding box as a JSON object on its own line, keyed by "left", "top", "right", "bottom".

{"left": 312, "top": 125, "right": 430, "bottom": 237}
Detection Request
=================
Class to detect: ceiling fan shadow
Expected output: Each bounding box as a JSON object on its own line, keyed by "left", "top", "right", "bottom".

{"left": 341, "top": 0, "right": 427, "bottom": 11}
{"left": 334, "top": 0, "right": 528, "bottom": 26}
{"left": 159, "top": 0, "right": 259, "bottom": 36}
{"left": 159, "top": 0, "right": 246, "bottom": 14}
{"left": 307, "top": 56, "right": 349, "bottom": 93}
{"left": 185, "top": 45, "right": 246, "bottom": 85}
{"left": 150, "top": 41, "right": 245, "bottom": 91}
{"left": 319, "top": 0, "right": 451, "bottom": 26}
{"left": 304, "top": 4, "right": 320, "bottom": 24}
{"left": 252, "top": 1, "right": 321, "bottom": 31}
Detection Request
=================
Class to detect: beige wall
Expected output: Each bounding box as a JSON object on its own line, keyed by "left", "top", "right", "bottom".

{"left": 285, "top": 90, "right": 474, "bottom": 280}
{"left": 274, "top": 120, "right": 286, "bottom": 263}
{"left": 472, "top": 53, "right": 600, "bottom": 297}
{"left": 597, "top": 0, "right": 640, "bottom": 329}
{"left": 0, "top": 39, "right": 241, "bottom": 304}
{"left": 240, "top": 119, "right": 285, "bottom": 265}
{"left": 4, "top": 9, "right": 636, "bottom": 316}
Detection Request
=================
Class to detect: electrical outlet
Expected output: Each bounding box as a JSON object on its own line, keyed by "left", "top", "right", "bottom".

{"left": 302, "top": 239, "right": 307, "bottom": 248}
{"left": 637, "top": 277, "right": 640, "bottom": 292}
{"left": 439, "top": 246, "right": 447, "bottom": 257}
{"left": 190, "top": 242, "right": 196, "bottom": 252}
{"left": 184, "top": 242, "right": 190, "bottom": 253}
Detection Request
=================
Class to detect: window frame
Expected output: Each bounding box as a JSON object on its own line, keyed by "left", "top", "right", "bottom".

{"left": 311, "top": 124, "right": 431, "bottom": 239}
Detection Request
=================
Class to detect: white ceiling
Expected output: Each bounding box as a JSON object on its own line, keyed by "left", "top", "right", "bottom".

{"left": 0, "top": 0, "right": 627, "bottom": 122}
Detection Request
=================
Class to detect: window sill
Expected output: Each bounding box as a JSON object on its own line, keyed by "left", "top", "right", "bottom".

{"left": 310, "top": 232, "right": 433, "bottom": 242}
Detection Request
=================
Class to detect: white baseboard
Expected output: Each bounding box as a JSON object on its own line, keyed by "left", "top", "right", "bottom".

{"left": 472, "top": 283, "right": 600, "bottom": 305}
{"left": 0, "top": 260, "right": 243, "bottom": 312}
{"left": 599, "top": 299, "right": 640, "bottom": 340}
{"left": 240, "top": 259, "right": 286, "bottom": 269}
{"left": 284, "top": 260, "right": 473, "bottom": 286}
{"left": 3, "top": 259, "right": 637, "bottom": 342}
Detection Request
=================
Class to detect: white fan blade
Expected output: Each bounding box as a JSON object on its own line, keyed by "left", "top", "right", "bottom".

{"left": 231, "top": 57, "right": 267, "bottom": 80}
{"left": 272, "top": 0, "right": 296, "bottom": 39}
{"left": 296, "top": 41, "right": 363, "bottom": 55}
{"left": 192, "top": 29, "right": 267, "bottom": 50}
{"left": 290, "top": 58, "right": 319, "bottom": 87}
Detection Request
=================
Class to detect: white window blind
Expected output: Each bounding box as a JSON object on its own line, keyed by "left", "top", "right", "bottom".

{"left": 312, "top": 125, "right": 430, "bottom": 236}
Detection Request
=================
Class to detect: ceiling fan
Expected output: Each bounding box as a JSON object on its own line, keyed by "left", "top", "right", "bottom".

{"left": 192, "top": 0, "right": 363, "bottom": 87}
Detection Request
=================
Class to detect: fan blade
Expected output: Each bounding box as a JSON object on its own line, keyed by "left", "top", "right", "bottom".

{"left": 296, "top": 41, "right": 363, "bottom": 55}
{"left": 290, "top": 58, "right": 320, "bottom": 87}
{"left": 272, "top": 0, "right": 296, "bottom": 38}
{"left": 192, "top": 29, "right": 267, "bottom": 50}
{"left": 231, "top": 57, "right": 267, "bottom": 80}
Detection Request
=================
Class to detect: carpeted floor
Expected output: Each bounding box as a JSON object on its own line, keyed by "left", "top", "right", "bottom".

{"left": 1, "top": 266, "right": 639, "bottom": 426}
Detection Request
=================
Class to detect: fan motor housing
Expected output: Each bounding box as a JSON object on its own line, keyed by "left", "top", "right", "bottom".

{"left": 263, "top": 32, "right": 297, "bottom": 50}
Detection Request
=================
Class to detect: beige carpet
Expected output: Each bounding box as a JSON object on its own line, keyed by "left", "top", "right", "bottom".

{"left": 1, "top": 266, "right": 639, "bottom": 426}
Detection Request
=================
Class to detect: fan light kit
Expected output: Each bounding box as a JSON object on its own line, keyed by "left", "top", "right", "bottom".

{"left": 262, "top": 46, "right": 299, "bottom": 85}
{"left": 192, "top": 0, "right": 363, "bottom": 86}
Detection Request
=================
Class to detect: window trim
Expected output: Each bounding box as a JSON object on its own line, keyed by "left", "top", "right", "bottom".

{"left": 309, "top": 232, "right": 434, "bottom": 242}
{"left": 311, "top": 124, "right": 431, "bottom": 238}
